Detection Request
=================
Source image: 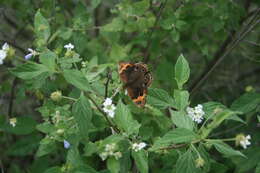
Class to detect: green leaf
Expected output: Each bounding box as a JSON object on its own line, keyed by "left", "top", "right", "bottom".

{"left": 200, "top": 109, "right": 237, "bottom": 139}
{"left": 91, "top": 0, "right": 102, "bottom": 9}
{"left": 211, "top": 141, "right": 246, "bottom": 158}
{"left": 176, "top": 150, "right": 199, "bottom": 173}
{"left": 72, "top": 94, "right": 92, "bottom": 137}
{"left": 84, "top": 142, "right": 98, "bottom": 156}
{"left": 101, "top": 134, "right": 125, "bottom": 146}
{"left": 150, "top": 128, "right": 198, "bottom": 151}
{"left": 34, "top": 10, "right": 50, "bottom": 43}
{"left": 170, "top": 110, "right": 194, "bottom": 130}
{"left": 114, "top": 100, "right": 141, "bottom": 135}
{"left": 102, "top": 18, "right": 124, "bottom": 32}
{"left": 36, "top": 137, "right": 57, "bottom": 157}
{"left": 36, "top": 122, "right": 56, "bottom": 134}
{"left": 174, "top": 54, "right": 190, "bottom": 89}
{"left": 231, "top": 93, "right": 260, "bottom": 114}
{"left": 10, "top": 62, "right": 50, "bottom": 80}
{"left": 109, "top": 44, "right": 129, "bottom": 61}
{"left": 174, "top": 90, "right": 189, "bottom": 111}
{"left": 107, "top": 157, "right": 120, "bottom": 173}
{"left": 257, "top": 115, "right": 260, "bottom": 123}
{"left": 44, "top": 167, "right": 62, "bottom": 173}
{"left": 59, "top": 27, "right": 72, "bottom": 40}
{"left": 147, "top": 88, "right": 175, "bottom": 109}
{"left": 132, "top": 150, "right": 148, "bottom": 173}
{"left": 39, "top": 50, "right": 57, "bottom": 72}
{"left": 63, "top": 69, "right": 91, "bottom": 92}
{"left": 67, "top": 147, "right": 84, "bottom": 167}
{"left": 171, "top": 29, "right": 180, "bottom": 42}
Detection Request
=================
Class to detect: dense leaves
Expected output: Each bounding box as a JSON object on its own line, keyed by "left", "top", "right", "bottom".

{"left": 0, "top": 0, "right": 259, "bottom": 173}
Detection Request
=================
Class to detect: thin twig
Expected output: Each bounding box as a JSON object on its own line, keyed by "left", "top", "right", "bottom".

{"left": 143, "top": 0, "right": 168, "bottom": 63}
{"left": 104, "top": 68, "right": 111, "bottom": 98}
{"left": 159, "top": 143, "right": 187, "bottom": 150}
{"left": 8, "top": 78, "right": 18, "bottom": 118}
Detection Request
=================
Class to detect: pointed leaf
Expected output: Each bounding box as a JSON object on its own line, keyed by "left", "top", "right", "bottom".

{"left": 34, "top": 10, "right": 50, "bottom": 43}
{"left": 174, "top": 54, "right": 190, "bottom": 89}
{"left": 63, "top": 69, "right": 91, "bottom": 92}
{"left": 212, "top": 141, "right": 246, "bottom": 158}
{"left": 72, "top": 94, "right": 92, "bottom": 137}
{"left": 114, "top": 100, "right": 140, "bottom": 135}
{"left": 132, "top": 150, "right": 148, "bottom": 173}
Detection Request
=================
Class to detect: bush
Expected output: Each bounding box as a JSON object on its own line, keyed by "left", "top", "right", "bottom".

{"left": 0, "top": 0, "right": 260, "bottom": 173}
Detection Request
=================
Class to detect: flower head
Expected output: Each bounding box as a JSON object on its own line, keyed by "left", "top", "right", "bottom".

{"left": 50, "top": 91, "right": 62, "bottom": 102}
{"left": 99, "top": 143, "right": 121, "bottom": 161}
{"left": 195, "top": 157, "right": 205, "bottom": 168}
{"left": 236, "top": 134, "right": 251, "bottom": 149}
{"left": 132, "top": 142, "right": 147, "bottom": 152}
{"left": 64, "top": 140, "right": 70, "bottom": 149}
{"left": 64, "top": 43, "right": 74, "bottom": 50}
{"left": 102, "top": 98, "right": 116, "bottom": 118}
{"left": 186, "top": 104, "right": 205, "bottom": 124}
{"left": 9, "top": 118, "right": 17, "bottom": 127}
{"left": 24, "top": 48, "right": 38, "bottom": 60}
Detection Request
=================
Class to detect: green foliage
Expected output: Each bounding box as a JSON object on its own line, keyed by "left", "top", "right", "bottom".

{"left": 0, "top": 0, "right": 259, "bottom": 172}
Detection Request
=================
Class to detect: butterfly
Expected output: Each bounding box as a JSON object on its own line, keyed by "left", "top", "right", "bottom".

{"left": 118, "top": 62, "right": 152, "bottom": 107}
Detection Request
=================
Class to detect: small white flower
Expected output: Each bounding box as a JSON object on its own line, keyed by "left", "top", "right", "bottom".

{"left": 64, "top": 43, "right": 74, "bottom": 50}
{"left": 239, "top": 135, "right": 251, "bottom": 149}
{"left": 0, "top": 50, "right": 7, "bottom": 64}
{"left": 9, "top": 118, "right": 17, "bottom": 127}
{"left": 2, "top": 43, "right": 9, "bottom": 51}
{"left": 186, "top": 104, "right": 205, "bottom": 124}
{"left": 24, "top": 48, "right": 38, "bottom": 60}
{"left": 102, "top": 98, "right": 116, "bottom": 118}
{"left": 132, "top": 142, "right": 147, "bottom": 152}
{"left": 63, "top": 140, "right": 70, "bottom": 149}
{"left": 103, "top": 98, "right": 113, "bottom": 107}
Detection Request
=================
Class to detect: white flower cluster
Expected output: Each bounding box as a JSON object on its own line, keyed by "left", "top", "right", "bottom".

{"left": 239, "top": 135, "right": 251, "bottom": 149}
{"left": 186, "top": 104, "right": 205, "bottom": 124}
{"left": 103, "top": 98, "right": 116, "bottom": 118}
{"left": 0, "top": 43, "right": 9, "bottom": 64}
{"left": 99, "top": 143, "right": 122, "bottom": 161}
{"left": 132, "top": 142, "right": 147, "bottom": 152}
{"left": 24, "top": 48, "right": 39, "bottom": 60}
{"left": 64, "top": 43, "right": 74, "bottom": 50}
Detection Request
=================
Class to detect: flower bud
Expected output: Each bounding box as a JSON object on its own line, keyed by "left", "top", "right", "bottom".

{"left": 50, "top": 91, "right": 62, "bottom": 102}
{"left": 195, "top": 157, "right": 205, "bottom": 168}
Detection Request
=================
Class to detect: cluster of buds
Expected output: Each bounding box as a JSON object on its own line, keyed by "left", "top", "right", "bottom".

{"left": 99, "top": 143, "right": 122, "bottom": 161}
